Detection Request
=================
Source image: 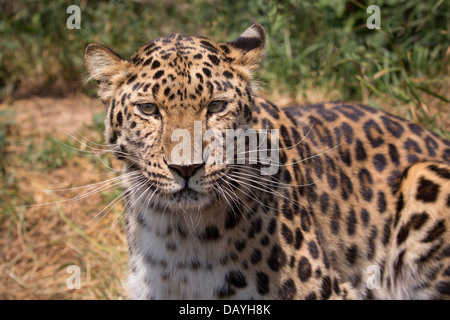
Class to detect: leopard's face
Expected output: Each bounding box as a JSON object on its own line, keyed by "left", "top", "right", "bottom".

{"left": 85, "top": 25, "right": 266, "bottom": 211}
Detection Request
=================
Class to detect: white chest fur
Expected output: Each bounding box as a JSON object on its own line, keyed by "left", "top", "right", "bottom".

{"left": 123, "top": 185, "right": 257, "bottom": 299}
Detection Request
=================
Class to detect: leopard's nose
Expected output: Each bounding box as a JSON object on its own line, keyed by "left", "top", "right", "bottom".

{"left": 164, "top": 156, "right": 204, "bottom": 180}
{"left": 168, "top": 163, "right": 204, "bottom": 180}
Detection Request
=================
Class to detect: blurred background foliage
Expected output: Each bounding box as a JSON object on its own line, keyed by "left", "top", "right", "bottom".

{"left": 0, "top": 0, "right": 449, "bottom": 127}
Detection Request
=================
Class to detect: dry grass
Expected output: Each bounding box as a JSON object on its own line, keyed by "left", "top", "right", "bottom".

{"left": 0, "top": 96, "right": 128, "bottom": 299}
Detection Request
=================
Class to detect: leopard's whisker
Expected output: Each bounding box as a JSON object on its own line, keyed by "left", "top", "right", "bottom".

{"left": 229, "top": 165, "right": 313, "bottom": 204}
{"left": 216, "top": 177, "right": 252, "bottom": 224}
{"left": 54, "top": 128, "right": 147, "bottom": 173}
{"left": 190, "top": 202, "right": 202, "bottom": 231}
{"left": 83, "top": 173, "right": 147, "bottom": 228}
{"left": 219, "top": 175, "right": 257, "bottom": 214}
{"left": 23, "top": 173, "right": 124, "bottom": 193}
{"left": 230, "top": 168, "right": 318, "bottom": 188}
{"left": 254, "top": 140, "right": 345, "bottom": 167}
{"left": 216, "top": 179, "right": 254, "bottom": 227}
{"left": 57, "top": 128, "right": 142, "bottom": 165}
{"left": 112, "top": 176, "right": 158, "bottom": 228}
{"left": 110, "top": 185, "right": 148, "bottom": 228}
{"left": 56, "top": 127, "right": 111, "bottom": 151}
{"left": 235, "top": 123, "right": 315, "bottom": 156}
{"left": 133, "top": 181, "right": 158, "bottom": 220}
{"left": 226, "top": 173, "right": 302, "bottom": 207}
{"left": 124, "top": 178, "right": 157, "bottom": 216}
{"left": 21, "top": 171, "right": 141, "bottom": 208}
{"left": 83, "top": 188, "right": 126, "bottom": 229}
{"left": 220, "top": 174, "right": 278, "bottom": 213}
{"left": 54, "top": 139, "right": 123, "bottom": 172}
{"left": 143, "top": 182, "right": 161, "bottom": 212}
{"left": 212, "top": 182, "right": 244, "bottom": 227}
{"left": 57, "top": 127, "right": 113, "bottom": 148}
{"left": 71, "top": 128, "right": 115, "bottom": 148}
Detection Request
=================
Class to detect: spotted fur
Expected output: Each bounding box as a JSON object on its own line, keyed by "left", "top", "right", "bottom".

{"left": 85, "top": 24, "right": 450, "bottom": 299}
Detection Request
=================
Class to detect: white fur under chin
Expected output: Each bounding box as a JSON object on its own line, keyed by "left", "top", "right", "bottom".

{"left": 122, "top": 175, "right": 249, "bottom": 299}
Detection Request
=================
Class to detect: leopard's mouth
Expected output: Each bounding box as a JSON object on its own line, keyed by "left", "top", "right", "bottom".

{"left": 160, "top": 188, "right": 217, "bottom": 212}
{"left": 124, "top": 162, "right": 223, "bottom": 211}
{"left": 137, "top": 173, "right": 215, "bottom": 209}
{"left": 171, "top": 186, "right": 201, "bottom": 200}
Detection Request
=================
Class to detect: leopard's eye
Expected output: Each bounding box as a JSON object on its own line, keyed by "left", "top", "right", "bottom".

{"left": 136, "top": 103, "right": 158, "bottom": 116}
{"left": 207, "top": 100, "right": 228, "bottom": 114}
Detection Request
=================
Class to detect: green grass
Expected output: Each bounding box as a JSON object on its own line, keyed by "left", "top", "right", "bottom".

{"left": 90, "top": 112, "right": 106, "bottom": 135}
{"left": 1, "top": 0, "right": 449, "bottom": 135}
{"left": 16, "top": 110, "right": 108, "bottom": 172}
{"left": 13, "top": 109, "right": 109, "bottom": 173}
{"left": 0, "top": 109, "right": 31, "bottom": 232}
{"left": 0, "top": 110, "right": 14, "bottom": 175}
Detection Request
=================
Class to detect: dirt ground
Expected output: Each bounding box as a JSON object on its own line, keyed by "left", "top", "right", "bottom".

{"left": 0, "top": 91, "right": 448, "bottom": 299}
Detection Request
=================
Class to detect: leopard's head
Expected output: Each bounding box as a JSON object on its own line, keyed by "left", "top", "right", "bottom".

{"left": 85, "top": 24, "right": 266, "bottom": 211}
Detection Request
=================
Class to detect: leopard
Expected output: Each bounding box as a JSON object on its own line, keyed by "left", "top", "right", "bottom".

{"left": 84, "top": 23, "right": 450, "bottom": 299}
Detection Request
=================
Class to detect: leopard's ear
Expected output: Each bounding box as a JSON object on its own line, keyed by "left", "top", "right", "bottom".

{"left": 84, "top": 43, "right": 130, "bottom": 101}
{"left": 225, "top": 23, "right": 267, "bottom": 75}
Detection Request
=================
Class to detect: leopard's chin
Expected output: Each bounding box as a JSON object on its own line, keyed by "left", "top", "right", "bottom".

{"left": 157, "top": 188, "right": 217, "bottom": 212}
{"left": 132, "top": 178, "right": 215, "bottom": 211}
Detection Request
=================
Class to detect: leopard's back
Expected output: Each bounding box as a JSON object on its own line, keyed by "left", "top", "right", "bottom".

{"left": 256, "top": 100, "right": 450, "bottom": 299}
